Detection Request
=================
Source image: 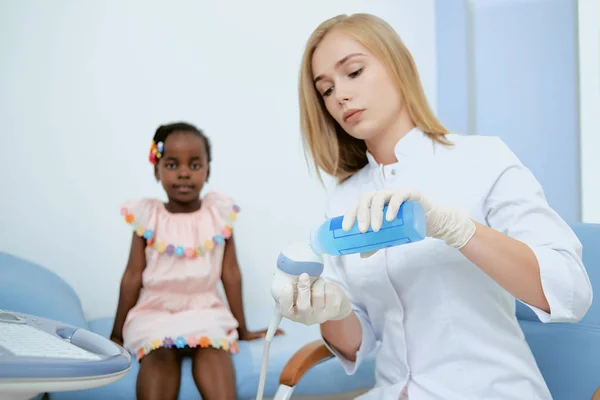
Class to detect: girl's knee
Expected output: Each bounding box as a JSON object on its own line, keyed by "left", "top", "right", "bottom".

{"left": 147, "top": 346, "right": 179, "bottom": 360}
{"left": 140, "top": 347, "right": 181, "bottom": 371}
{"left": 192, "top": 348, "right": 235, "bottom": 376}
{"left": 193, "top": 347, "right": 232, "bottom": 362}
{"left": 192, "top": 349, "right": 236, "bottom": 400}
{"left": 136, "top": 348, "right": 182, "bottom": 400}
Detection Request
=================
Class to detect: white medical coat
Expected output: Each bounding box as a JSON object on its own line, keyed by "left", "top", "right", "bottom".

{"left": 321, "top": 128, "right": 592, "bottom": 400}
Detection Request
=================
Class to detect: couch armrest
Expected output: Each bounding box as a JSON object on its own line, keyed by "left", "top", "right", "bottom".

{"left": 279, "top": 339, "right": 334, "bottom": 387}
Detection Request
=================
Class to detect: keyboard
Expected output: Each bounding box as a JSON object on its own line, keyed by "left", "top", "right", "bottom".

{"left": 0, "top": 322, "right": 101, "bottom": 361}
{"left": 0, "top": 309, "right": 131, "bottom": 391}
{"left": 0, "top": 310, "right": 101, "bottom": 360}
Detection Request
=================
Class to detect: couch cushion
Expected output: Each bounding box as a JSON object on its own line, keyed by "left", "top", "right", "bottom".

{"left": 50, "top": 314, "right": 375, "bottom": 399}
{"left": 0, "top": 252, "right": 87, "bottom": 329}
{"left": 519, "top": 320, "right": 600, "bottom": 400}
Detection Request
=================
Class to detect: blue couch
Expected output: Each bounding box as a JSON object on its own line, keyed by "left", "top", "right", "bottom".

{"left": 0, "top": 252, "right": 375, "bottom": 399}
{"left": 2, "top": 223, "right": 598, "bottom": 399}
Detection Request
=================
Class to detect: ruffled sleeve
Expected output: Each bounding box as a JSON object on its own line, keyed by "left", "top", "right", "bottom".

{"left": 202, "top": 192, "right": 240, "bottom": 240}
{"left": 119, "top": 198, "right": 162, "bottom": 241}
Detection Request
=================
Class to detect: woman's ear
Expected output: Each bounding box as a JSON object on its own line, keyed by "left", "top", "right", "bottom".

{"left": 206, "top": 166, "right": 211, "bottom": 182}
{"left": 154, "top": 164, "right": 160, "bottom": 182}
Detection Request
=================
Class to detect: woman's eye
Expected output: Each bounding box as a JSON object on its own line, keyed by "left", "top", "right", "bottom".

{"left": 191, "top": 163, "right": 202, "bottom": 170}
{"left": 166, "top": 163, "right": 176, "bottom": 169}
{"left": 322, "top": 87, "right": 333, "bottom": 97}
{"left": 349, "top": 68, "right": 363, "bottom": 78}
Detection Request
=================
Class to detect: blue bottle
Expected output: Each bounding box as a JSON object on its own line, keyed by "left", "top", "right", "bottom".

{"left": 309, "top": 201, "right": 426, "bottom": 256}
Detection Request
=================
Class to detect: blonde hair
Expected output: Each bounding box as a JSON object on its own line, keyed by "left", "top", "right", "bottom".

{"left": 299, "top": 13, "right": 451, "bottom": 183}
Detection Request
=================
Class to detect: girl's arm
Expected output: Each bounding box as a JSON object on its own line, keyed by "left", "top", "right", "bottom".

{"left": 110, "top": 233, "right": 146, "bottom": 345}
{"left": 221, "top": 233, "right": 282, "bottom": 340}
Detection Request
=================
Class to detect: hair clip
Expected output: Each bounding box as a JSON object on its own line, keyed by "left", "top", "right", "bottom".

{"left": 149, "top": 141, "right": 164, "bottom": 165}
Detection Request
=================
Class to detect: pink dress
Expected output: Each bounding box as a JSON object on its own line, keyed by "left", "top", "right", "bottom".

{"left": 119, "top": 192, "right": 241, "bottom": 361}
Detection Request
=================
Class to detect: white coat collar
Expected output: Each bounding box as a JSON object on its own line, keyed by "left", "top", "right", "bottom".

{"left": 365, "top": 127, "right": 434, "bottom": 168}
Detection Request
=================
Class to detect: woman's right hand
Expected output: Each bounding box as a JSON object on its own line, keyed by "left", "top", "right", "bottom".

{"left": 274, "top": 272, "right": 353, "bottom": 326}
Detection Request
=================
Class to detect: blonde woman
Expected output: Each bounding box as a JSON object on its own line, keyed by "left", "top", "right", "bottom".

{"left": 272, "top": 13, "right": 592, "bottom": 400}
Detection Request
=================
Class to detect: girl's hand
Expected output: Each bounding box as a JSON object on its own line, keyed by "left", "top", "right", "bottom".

{"left": 239, "top": 328, "right": 284, "bottom": 341}
{"left": 342, "top": 189, "right": 476, "bottom": 249}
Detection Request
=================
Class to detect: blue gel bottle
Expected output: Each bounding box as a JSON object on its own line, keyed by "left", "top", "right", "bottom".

{"left": 309, "top": 201, "right": 426, "bottom": 256}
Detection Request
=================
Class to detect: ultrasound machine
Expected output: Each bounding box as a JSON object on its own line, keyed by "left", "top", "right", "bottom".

{"left": 0, "top": 309, "right": 131, "bottom": 400}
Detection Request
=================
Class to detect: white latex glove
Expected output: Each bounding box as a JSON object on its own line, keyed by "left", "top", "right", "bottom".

{"left": 275, "top": 273, "right": 353, "bottom": 326}
{"left": 342, "top": 189, "right": 476, "bottom": 250}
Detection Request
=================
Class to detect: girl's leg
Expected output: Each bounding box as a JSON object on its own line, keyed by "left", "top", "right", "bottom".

{"left": 136, "top": 347, "right": 182, "bottom": 400}
{"left": 192, "top": 348, "right": 236, "bottom": 400}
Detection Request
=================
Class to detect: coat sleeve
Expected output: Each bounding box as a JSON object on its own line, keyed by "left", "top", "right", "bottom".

{"left": 319, "top": 217, "right": 378, "bottom": 375}
{"left": 483, "top": 138, "right": 593, "bottom": 323}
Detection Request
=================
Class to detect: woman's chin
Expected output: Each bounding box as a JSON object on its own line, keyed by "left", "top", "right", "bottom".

{"left": 345, "top": 124, "right": 379, "bottom": 141}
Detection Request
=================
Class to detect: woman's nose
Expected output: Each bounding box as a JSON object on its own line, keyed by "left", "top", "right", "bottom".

{"left": 336, "top": 85, "right": 353, "bottom": 106}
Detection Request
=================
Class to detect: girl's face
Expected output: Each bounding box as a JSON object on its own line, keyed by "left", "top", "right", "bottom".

{"left": 155, "top": 132, "right": 209, "bottom": 205}
{"left": 311, "top": 29, "right": 403, "bottom": 143}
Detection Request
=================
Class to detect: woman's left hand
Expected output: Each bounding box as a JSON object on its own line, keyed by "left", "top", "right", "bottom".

{"left": 238, "top": 328, "right": 284, "bottom": 341}
{"left": 342, "top": 189, "right": 476, "bottom": 250}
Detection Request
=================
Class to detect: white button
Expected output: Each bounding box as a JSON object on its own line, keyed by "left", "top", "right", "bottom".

{"left": 390, "top": 169, "right": 396, "bottom": 176}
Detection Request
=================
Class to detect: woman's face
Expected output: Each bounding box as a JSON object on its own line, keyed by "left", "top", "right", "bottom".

{"left": 311, "top": 29, "right": 403, "bottom": 142}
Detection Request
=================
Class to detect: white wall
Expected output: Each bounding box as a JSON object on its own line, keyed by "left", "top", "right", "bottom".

{"left": 0, "top": 0, "right": 437, "bottom": 320}
{"left": 578, "top": 0, "right": 600, "bottom": 223}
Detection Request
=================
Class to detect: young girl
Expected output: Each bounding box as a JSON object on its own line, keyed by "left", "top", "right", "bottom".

{"left": 110, "top": 122, "right": 280, "bottom": 400}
